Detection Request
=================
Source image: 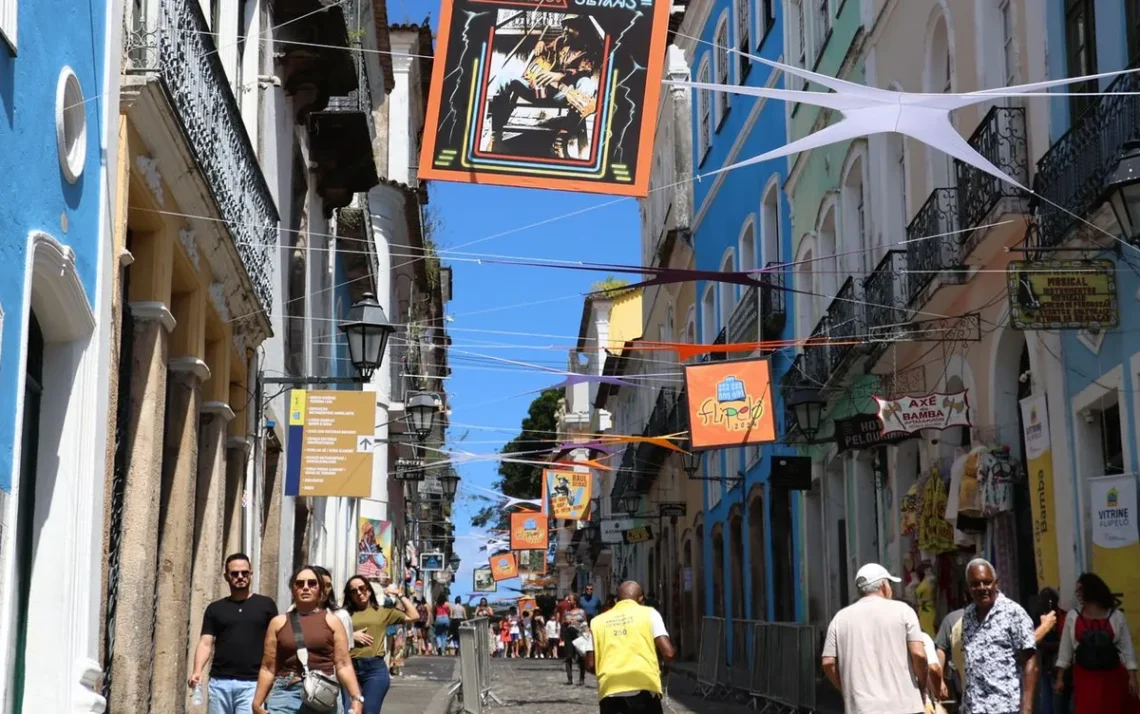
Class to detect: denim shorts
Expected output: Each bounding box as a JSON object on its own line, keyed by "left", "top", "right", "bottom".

{"left": 265, "top": 676, "right": 337, "bottom": 714}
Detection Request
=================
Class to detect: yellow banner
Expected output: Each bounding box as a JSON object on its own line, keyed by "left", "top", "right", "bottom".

{"left": 1020, "top": 396, "right": 1060, "bottom": 588}
{"left": 546, "top": 469, "right": 592, "bottom": 520}
{"left": 1089, "top": 474, "right": 1140, "bottom": 656}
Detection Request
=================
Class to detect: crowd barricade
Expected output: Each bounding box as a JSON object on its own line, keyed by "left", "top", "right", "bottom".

{"left": 456, "top": 618, "right": 503, "bottom": 714}
{"left": 696, "top": 616, "right": 820, "bottom": 711}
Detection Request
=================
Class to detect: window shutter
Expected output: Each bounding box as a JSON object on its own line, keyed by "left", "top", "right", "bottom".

{"left": 0, "top": 0, "right": 15, "bottom": 52}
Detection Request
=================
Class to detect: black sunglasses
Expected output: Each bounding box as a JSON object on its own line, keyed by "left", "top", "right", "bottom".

{"left": 294, "top": 578, "right": 319, "bottom": 589}
{"left": 228, "top": 570, "right": 251, "bottom": 578}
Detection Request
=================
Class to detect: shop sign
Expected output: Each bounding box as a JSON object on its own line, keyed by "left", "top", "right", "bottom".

{"left": 874, "top": 390, "right": 971, "bottom": 437}
{"left": 601, "top": 518, "right": 639, "bottom": 544}
{"left": 622, "top": 525, "right": 654, "bottom": 544}
{"left": 684, "top": 358, "right": 777, "bottom": 449}
{"left": 658, "top": 502, "right": 687, "bottom": 518}
{"left": 835, "top": 413, "right": 911, "bottom": 452}
{"left": 285, "top": 390, "right": 376, "bottom": 497}
{"left": 1007, "top": 259, "right": 1118, "bottom": 330}
{"left": 1091, "top": 475, "right": 1139, "bottom": 548}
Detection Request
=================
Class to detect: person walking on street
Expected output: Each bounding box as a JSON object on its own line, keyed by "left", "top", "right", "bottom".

{"left": 1055, "top": 572, "right": 1139, "bottom": 714}
{"left": 821, "top": 563, "right": 929, "bottom": 714}
{"left": 579, "top": 584, "right": 602, "bottom": 622}
{"left": 433, "top": 597, "right": 451, "bottom": 655}
{"left": 475, "top": 598, "right": 495, "bottom": 619}
{"left": 959, "top": 558, "right": 1038, "bottom": 714}
{"left": 583, "top": 580, "right": 675, "bottom": 714}
{"left": 1033, "top": 587, "right": 1069, "bottom": 714}
{"left": 188, "top": 554, "right": 279, "bottom": 714}
{"left": 562, "top": 594, "right": 588, "bottom": 685}
{"left": 252, "top": 565, "right": 365, "bottom": 714}
{"left": 342, "top": 575, "right": 418, "bottom": 714}
{"left": 449, "top": 596, "right": 468, "bottom": 655}
{"left": 935, "top": 605, "right": 967, "bottom": 703}
{"left": 546, "top": 615, "right": 561, "bottom": 659}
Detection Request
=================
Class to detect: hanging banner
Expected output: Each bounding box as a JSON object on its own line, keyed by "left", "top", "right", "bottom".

{"left": 1019, "top": 396, "right": 1060, "bottom": 589}
{"left": 357, "top": 518, "right": 392, "bottom": 581}
{"left": 286, "top": 390, "right": 377, "bottom": 497}
{"left": 517, "top": 548, "right": 547, "bottom": 574}
{"left": 545, "top": 469, "right": 592, "bottom": 520}
{"left": 490, "top": 552, "right": 519, "bottom": 581}
{"left": 622, "top": 524, "right": 654, "bottom": 544}
{"left": 684, "top": 358, "right": 777, "bottom": 449}
{"left": 874, "top": 390, "right": 971, "bottom": 437}
{"left": 1090, "top": 474, "right": 1140, "bottom": 654}
{"left": 1007, "top": 259, "right": 1118, "bottom": 330}
{"left": 474, "top": 566, "right": 497, "bottom": 592}
{"left": 510, "top": 512, "right": 550, "bottom": 551}
{"left": 417, "top": 0, "right": 670, "bottom": 196}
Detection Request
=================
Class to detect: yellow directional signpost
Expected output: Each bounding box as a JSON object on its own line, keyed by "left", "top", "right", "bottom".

{"left": 286, "top": 390, "right": 376, "bottom": 497}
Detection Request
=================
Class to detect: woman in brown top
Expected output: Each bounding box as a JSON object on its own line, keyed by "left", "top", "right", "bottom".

{"left": 253, "top": 565, "right": 365, "bottom": 714}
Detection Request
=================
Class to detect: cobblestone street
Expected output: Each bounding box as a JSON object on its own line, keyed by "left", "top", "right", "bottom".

{"left": 468, "top": 657, "right": 761, "bottom": 714}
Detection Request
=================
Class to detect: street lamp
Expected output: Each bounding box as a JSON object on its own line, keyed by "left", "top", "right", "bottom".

{"left": 618, "top": 493, "right": 640, "bottom": 516}
{"left": 789, "top": 387, "right": 825, "bottom": 441}
{"left": 439, "top": 471, "right": 460, "bottom": 499}
{"left": 1107, "top": 140, "right": 1140, "bottom": 242}
{"left": 339, "top": 292, "right": 396, "bottom": 380}
{"left": 681, "top": 442, "right": 701, "bottom": 477}
{"left": 449, "top": 552, "right": 461, "bottom": 571}
{"left": 406, "top": 392, "right": 439, "bottom": 441}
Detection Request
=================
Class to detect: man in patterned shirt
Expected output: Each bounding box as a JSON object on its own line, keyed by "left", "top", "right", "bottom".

{"left": 960, "top": 558, "right": 1038, "bottom": 714}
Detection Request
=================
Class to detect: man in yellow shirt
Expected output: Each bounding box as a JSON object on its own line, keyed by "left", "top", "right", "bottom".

{"left": 583, "top": 581, "right": 675, "bottom": 713}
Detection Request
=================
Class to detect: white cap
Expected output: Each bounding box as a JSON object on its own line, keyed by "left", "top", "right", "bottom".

{"left": 855, "top": 563, "right": 902, "bottom": 589}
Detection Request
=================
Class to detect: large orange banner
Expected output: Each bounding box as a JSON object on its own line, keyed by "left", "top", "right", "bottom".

{"left": 490, "top": 552, "right": 519, "bottom": 582}
{"left": 510, "top": 511, "right": 550, "bottom": 551}
{"left": 684, "top": 358, "right": 777, "bottom": 449}
{"left": 545, "top": 469, "right": 592, "bottom": 520}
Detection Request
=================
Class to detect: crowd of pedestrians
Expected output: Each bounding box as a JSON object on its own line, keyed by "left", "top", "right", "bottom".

{"left": 822, "top": 558, "right": 1139, "bottom": 714}
{"left": 186, "top": 553, "right": 421, "bottom": 714}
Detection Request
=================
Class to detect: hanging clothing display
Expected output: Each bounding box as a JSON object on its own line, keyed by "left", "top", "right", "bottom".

{"left": 918, "top": 467, "right": 956, "bottom": 554}
{"left": 901, "top": 482, "right": 921, "bottom": 537}
{"left": 916, "top": 571, "right": 938, "bottom": 638}
{"left": 986, "top": 512, "right": 1021, "bottom": 601}
{"left": 957, "top": 447, "right": 986, "bottom": 519}
{"left": 978, "top": 447, "right": 1015, "bottom": 516}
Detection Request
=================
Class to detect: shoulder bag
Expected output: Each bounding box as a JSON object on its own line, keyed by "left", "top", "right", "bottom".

{"left": 289, "top": 611, "right": 340, "bottom": 713}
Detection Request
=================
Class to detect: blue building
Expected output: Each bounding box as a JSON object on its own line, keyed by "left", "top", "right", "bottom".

{"left": 679, "top": 0, "right": 800, "bottom": 624}
{"left": 0, "top": 0, "right": 116, "bottom": 709}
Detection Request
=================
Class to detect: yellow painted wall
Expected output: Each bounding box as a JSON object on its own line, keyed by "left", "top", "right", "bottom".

{"left": 607, "top": 289, "right": 643, "bottom": 351}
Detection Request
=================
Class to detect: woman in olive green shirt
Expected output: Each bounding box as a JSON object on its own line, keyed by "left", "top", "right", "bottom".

{"left": 341, "top": 576, "right": 418, "bottom": 713}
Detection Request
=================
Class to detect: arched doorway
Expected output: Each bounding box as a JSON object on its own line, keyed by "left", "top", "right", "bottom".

{"left": 1011, "top": 341, "right": 1039, "bottom": 603}
{"left": 711, "top": 524, "right": 725, "bottom": 618}
{"left": 729, "top": 509, "right": 744, "bottom": 620}
{"left": 748, "top": 489, "right": 766, "bottom": 620}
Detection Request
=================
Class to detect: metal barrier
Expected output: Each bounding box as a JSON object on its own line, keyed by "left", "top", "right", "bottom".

{"left": 697, "top": 616, "right": 820, "bottom": 711}
{"left": 453, "top": 618, "right": 503, "bottom": 714}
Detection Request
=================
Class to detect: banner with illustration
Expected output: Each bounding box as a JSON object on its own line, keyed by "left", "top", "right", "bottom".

{"left": 1090, "top": 474, "right": 1140, "bottom": 654}
{"left": 510, "top": 511, "right": 549, "bottom": 551}
{"left": 417, "top": 0, "right": 671, "bottom": 196}
{"left": 490, "top": 552, "right": 519, "bottom": 581}
{"left": 684, "top": 358, "right": 777, "bottom": 449}
{"left": 357, "top": 518, "right": 392, "bottom": 581}
{"left": 1019, "top": 395, "right": 1060, "bottom": 589}
{"left": 474, "top": 566, "right": 497, "bottom": 592}
{"left": 516, "top": 548, "right": 547, "bottom": 574}
{"left": 545, "top": 469, "right": 592, "bottom": 520}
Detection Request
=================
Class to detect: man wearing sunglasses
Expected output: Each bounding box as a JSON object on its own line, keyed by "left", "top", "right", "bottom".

{"left": 189, "top": 553, "right": 279, "bottom": 714}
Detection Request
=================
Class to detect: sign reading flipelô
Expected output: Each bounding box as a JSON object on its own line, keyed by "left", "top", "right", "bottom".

{"left": 286, "top": 390, "right": 376, "bottom": 497}
{"left": 684, "top": 358, "right": 777, "bottom": 449}
{"left": 874, "top": 390, "right": 971, "bottom": 437}
{"left": 418, "top": 0, "right": 670, "bottom": 196}
{"left": 1007, "top": 259, "right": 1118, "bottom": 330}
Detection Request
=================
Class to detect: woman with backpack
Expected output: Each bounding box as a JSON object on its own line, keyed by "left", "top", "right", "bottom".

{"left": 1055, "top": 573, "right": 1139, "bottom": 714}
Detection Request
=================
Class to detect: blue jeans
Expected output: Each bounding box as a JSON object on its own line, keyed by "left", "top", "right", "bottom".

{"left": 208, "top": 678, "right": 256, "bottom": 714}
{"left": 265, "top": 677, "right": 327, "bottom": 714}
{"left": 1036, "top": 666, "right": 1071, "bottom": 714}
{"left": 434, "top": 618, "right": 450, "bottom": 652}
{"left": 341, "top": 657, "right": 390, "bottom": 714}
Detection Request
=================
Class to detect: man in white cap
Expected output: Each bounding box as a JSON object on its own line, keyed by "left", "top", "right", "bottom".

{"left": 821, "top": 563, "right": 929, "bottom": 714}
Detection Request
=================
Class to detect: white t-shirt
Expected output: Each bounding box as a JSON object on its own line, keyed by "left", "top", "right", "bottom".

{"left": 546, "top": 620, "right": 560, "bottom": 639}
{"left": 822, "top": 595, "right": 927, "bottom": 714}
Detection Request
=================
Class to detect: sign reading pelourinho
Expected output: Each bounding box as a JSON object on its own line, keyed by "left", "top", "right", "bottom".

{"left": 684, "top": 358, "right": 777, "bottom": 449}
{"left": 874, "top": 390, "right": 971, "bottom": 436}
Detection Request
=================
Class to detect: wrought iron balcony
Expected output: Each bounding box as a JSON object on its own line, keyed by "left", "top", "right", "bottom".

{"left": 727, "top": 285, "right": 759, "bottom": 345}
{"left": 803, "top": 316, "right": 830, "bottom": 387}
{"left": 862, "top": 250, "right": 909, "bottom": 343}
{"left": 1036, "top": 68, "right": 1140, "bottom": 247}
{"left": 955, "top": 106, "right": 1029, "bottom": 253}
{"left": 781, "top": 355, "right": 807, "bottom": 438}
{"left": 125, "top": 0, "right": 278, "bottom": 312}
{"left": 825, "top": 277, "right": 858, "bottom": 374}
{"left": 760, "top": 261, "right": 787, "bottom": 338}
{"left": 905, "top": 188, "right": 960, "bottom": 307}
{"left": 709, "top": 327, "right": 728, "bottom": 361}
{"left": 309, "top": 43, "right": 379, "bottom": 212}
{"left": 629, "top": 387, "right": 682, "bottom": 493}
{"left": 274, "top": 0, "right": 357, "bottom": 117}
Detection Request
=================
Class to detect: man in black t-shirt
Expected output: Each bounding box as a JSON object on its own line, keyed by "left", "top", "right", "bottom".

{"left": 188, "top": 553, "right": 278, "bottom": 714}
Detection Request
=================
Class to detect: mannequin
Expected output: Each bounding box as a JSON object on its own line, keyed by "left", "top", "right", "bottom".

{"left": 914, "top": 562, "right": 937, "bottom": 638}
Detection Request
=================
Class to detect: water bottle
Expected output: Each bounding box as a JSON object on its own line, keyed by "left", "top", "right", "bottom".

{"left": 191, "top": 683, "right": 203, "bottom": 707}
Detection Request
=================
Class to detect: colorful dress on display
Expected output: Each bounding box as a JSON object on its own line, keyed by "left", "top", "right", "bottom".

{"left": 918, "top": 468, "right": 956, "bottom": 554}
{"left": 915, "top": 574, "right": 937, "bottom": 638}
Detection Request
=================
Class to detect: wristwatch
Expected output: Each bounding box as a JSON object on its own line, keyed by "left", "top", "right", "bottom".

{"left": 352, "top": 694, "right": 365, "bottom": 704}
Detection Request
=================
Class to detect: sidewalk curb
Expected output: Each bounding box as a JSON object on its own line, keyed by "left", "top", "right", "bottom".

{"left": 427, "top": 659, "right": 460, "bottom": 714}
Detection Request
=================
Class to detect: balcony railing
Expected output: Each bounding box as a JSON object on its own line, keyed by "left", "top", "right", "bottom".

{"left": 709, "top": 327, "right": 728, "bottom": 362}
{"left": 862, "top": 250, "right": 909, "bottom": 342}
{"left": 727, "top": 285, "right": 759, "bottom": 345}
{"left": 759, "top": 261, "right": 787, "bottom": 338}
{"left": 955, "top": 106, "right": 1029, "bottom": 253}
{"left": 126, "top": 0, "right": 278, "bottom": 311}
{"left": 1036, "top": 68, "right": 1140, "bottom": 247}
{"left": 803, "top": 316, "right": 830, "bottom": 387}
{"left": 825, "top": 277, "right": 858, "bottom": 373}
{"left": 905, "top": 188, "right": 960, "bottom": 307}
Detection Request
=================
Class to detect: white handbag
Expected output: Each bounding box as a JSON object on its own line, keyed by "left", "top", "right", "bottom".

{"left": 289, "top": 611, "right": 339, "bottom": 713}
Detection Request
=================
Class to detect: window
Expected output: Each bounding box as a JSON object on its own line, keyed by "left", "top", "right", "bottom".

{"left": 701, "top": 285, "right": 716, "bottom": 342}
{"left": 1129, "top": 0, "right": 1140, "bottom": 63}
{"left": 56, "top": 68, "right": 87, "bottom": 184}
{"left": 737, "top": 0, "right": 751, "bottom": 78}
{"left": 925, "top": 17, "right": 954, "bottom": 187}
{"left": 815, "top": 0, "right": 831, "bottom": 60}
{"left": 719, "top": 253, "right": 735, "bottom": 331}
{"left": 1100, "top": 403, "right": 1125, "bottom": 475}
{"left": 715, "top": 16, "right": 731, "bottom": 123}
{"left": 740, "top": 221, "right": 757, "bottom": 273}
{"left": 1064, "top": 0, "right": 1097, "bottom": 118}
{"left": 1000, "top": 0, "right": 1015, "bottom": 85}
{"left": 697, "top": 58, "right": 712, "bottom": 160}
{"left": 0, "top": 0, "right": 16, "bottom": 50}
{"left": 841, "top": 155, "right": 868, "bottom": 273}
{"left": 794, "top": 1, "right": 807, "bottom": 86}
{"left": 759, "top": 0, "right": 776, "bottom": 41}
{"left": 761, "top": 184, "right": 780, "bottom": 265}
